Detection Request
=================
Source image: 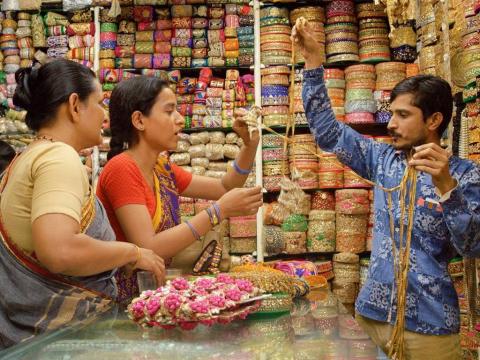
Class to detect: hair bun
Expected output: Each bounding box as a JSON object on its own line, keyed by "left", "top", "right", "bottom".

{"left": 13, "top": 66, "right": 38, "bottom": 111}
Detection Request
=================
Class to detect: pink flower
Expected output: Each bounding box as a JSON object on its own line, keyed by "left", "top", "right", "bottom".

{"left": 207, "top": 295, "right": 226, "bottom": 308}
{"left": 142, "top": 290, "right": 154, "bottom": 298}
{"left": 194, "top": 278, "right": 216, "bottom": 289}
{"left": 225, "top": 288, "right": 242, "bottom": 302}
{"left": 216, "top": 273, "right": 234, "bottom": 284}
{"left": 145, "top": 297, "right": 161, "bottom": 316}
{"left": 164, "top": 293, "right": 182, "bottom": 313}
{"left": 189, "top": 299, "right": 210, "bottom": 314}
{"left": 130, "top": 300, "right": 146, "bottom": 318}
{"left": 171, "top": 277, "right": 189, "bottom": 290}
{"left": 235, "top": 279, "right": 254, "bottom": 293}
{"left": 193, "top": 287, "right": 208, "bottom": 296}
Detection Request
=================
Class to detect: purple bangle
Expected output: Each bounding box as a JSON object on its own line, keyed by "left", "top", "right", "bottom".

{"left": 186, "top": 221, "right": 201, "bottom": 241}
{"left": 233, "top": 160, "right": 251, "bottom": 175}
{"left": 213, "top": 203, "right": 222, "bottom": 222}
{"left": 205, "top": 207, "right": 215, "bottom": 226}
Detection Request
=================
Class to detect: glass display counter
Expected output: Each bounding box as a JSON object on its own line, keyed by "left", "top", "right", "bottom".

{"left": 0, "top": 290, "right": 387, "bottom": 359}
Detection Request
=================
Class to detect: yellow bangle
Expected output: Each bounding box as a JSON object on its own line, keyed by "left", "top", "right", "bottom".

{"left": 131, "top": 244, "right": 141, "bottom": 268}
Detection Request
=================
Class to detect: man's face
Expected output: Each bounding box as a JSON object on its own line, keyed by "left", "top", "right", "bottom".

{"left": 387, "top": 93, "right": 430, "bottom": 151}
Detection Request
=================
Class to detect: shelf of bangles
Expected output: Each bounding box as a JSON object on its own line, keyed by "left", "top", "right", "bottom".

{"left": 260, "top": 123, "right": 388, "bottom": 135}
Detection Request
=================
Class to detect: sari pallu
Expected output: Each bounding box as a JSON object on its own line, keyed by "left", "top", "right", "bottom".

{"left": 0, "top": 150, "right": 116, "bottom": 349}
{"left": 115, "top": 156, "right": 181, "bottom": 304}
{"left": 0, "top": 196, "right": 116, "bottom": 349}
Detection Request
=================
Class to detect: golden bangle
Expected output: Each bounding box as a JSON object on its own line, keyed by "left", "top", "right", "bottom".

{"left": 131, "top": 244, "right": 141, "bottom": 268}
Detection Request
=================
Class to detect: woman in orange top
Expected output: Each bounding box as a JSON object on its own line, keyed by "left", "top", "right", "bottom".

{"left": 97, "top": 76, "right": 262, "bottom": 303}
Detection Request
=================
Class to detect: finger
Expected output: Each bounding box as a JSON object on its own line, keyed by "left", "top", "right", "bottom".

{"left": 414, "top": 143, "right": 446, "bottom": 155}
{"left": 413, "top": 147, "right": 448, "bottom": 162}
{"left": 412, "top": 165, "right": 440, "bottom": 176}
{"left": 243, "top": 185, "right": 262, "bottom": 193}
{"left": 409, "top": 158, "right": 440, "bottom": 169}
{"left": 153, "top": 266, "right": 164, "bottom": 287}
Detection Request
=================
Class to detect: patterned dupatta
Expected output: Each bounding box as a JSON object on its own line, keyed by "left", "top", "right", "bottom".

{"left": 115, "top": 155, "right": 181, "bottom": 304}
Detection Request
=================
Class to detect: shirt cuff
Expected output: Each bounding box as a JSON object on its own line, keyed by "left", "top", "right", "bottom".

{"left": 303, "top": 66, "right": 325, "bottom": 84}
{"left": 435, "top": 182, "right": 458, "bottom": 202}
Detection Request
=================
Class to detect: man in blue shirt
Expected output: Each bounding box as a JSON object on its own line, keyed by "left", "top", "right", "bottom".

{"left": 292, "top": 19, "right": 480, "bottom": 359}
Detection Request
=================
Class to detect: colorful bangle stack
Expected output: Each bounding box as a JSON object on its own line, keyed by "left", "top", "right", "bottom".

{"left": 343, "top": 64, "right": 376, "bottom": 124}
{"left": 324, "top": 69, "right": 346, "bottom": 122}
{"left": 375, "top": 61, "right": 407, "bottom": 91}
{"left": 288, "top": 134, "right": 319, "bottom": 189}
{"left": 325, "top": 0, "right": 359, "bottom": 65}
{"left": 260, "top": 7, "right": 292, "bottom": 67}
{"left": 335, "top": 189, "right": 370, "bottom": 215}
{"left": 15, "top": 13, "right": 33, "bottom": 70}
{"left": 356, "top": 4, "right": 390, "bottom": 64}
{"left": 336, "top": 213, "right": 368, "bottom": 253}
{"left": 307, "top": 210, "right": 336, "bottom": 252}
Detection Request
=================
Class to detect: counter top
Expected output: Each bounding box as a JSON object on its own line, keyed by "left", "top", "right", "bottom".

{"left": 0, "top": 290, "right": 387, "bottom": 359}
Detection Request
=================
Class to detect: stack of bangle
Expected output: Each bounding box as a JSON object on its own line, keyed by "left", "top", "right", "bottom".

{"left": 205, "top": 202, "right": 222, "bottom": 227}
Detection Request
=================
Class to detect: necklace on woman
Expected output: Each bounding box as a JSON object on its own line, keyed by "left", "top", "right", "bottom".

{"left": 33, "top": 134, "right": 56, "bottom": 142}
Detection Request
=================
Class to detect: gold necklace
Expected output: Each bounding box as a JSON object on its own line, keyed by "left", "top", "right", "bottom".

{"left": 33, "top": 134, "right": 56, "bottom": 142}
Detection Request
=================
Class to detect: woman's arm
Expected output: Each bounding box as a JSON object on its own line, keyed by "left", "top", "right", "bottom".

{"left": 32, "top": 213, "right": 166, "bottom": 283}
{"left": 114, "top": 186, "right": 263, "bottom": 259}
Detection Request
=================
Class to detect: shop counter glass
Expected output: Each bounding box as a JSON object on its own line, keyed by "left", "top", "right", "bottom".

{"left": 0, "top": 290, "right": 387, "bottom": 359}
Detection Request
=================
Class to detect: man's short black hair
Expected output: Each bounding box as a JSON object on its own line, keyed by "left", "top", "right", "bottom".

{"left": 391, "top": 74, "right": 453, "bottom": 137}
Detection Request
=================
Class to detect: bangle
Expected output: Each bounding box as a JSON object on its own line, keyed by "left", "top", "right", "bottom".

{"left": 232, "top": 159, "right": 251, "bottom": 175}
{"left": 206, "top": 206, "right": 219, "bottom": 226}
{"left": 131, "top": 244, "right": 141, "bottom": 268}
{"left": 213, "top": 202, "right": 222, "bottom": 222}
{"left": 186, "top": 221, "right": 201, "bottom": 241}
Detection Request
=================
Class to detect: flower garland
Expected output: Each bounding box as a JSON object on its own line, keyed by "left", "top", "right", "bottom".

{"left": 128, "top": 274, "right": 262, "bottom": 330}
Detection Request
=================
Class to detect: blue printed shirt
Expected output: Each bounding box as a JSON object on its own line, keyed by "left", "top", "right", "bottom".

{"left": 302, "top": 67, "right": 480, "bottom": 335}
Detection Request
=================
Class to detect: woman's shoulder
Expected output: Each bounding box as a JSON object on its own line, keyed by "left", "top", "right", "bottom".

{"left": 25, "top": 142, "right": 85, "bottom": 174}
{"left": 99, "top": 152, "right": 143, "bottom": 186}
{"left": 102, "top": 152, "right": 137, "bottom": 173}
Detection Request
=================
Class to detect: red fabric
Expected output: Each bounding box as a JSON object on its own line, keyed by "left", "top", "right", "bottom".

{"left": 96, "top": 153, "right": 192, "bottom": 242}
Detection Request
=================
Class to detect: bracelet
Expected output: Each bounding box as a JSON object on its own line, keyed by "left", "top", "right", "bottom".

{"left": 186, "top": 221, "right": 201, "bottom": 241}
{"left": 232, "top": 159, "right": 251, "bottom": 175}
{"left": 206, "top": 206, "right": 219, "bottom": 226}
{"left": 131, "top": 244, "right": 141, "bottom": 268}
{"left": 213, "top": 203, "right": 222, "bottom": 222}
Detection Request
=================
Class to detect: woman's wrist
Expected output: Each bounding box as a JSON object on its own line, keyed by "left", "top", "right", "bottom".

{"left": 129, "top": 243, "right": 141, "bottom": 268}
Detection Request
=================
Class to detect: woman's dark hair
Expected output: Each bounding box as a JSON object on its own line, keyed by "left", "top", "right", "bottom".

{"left": 107, "top": 76, "right": 170, "bottom": 160}
{"left": 391, "top": 74, "right": 453, "bottom": 137}
{"left": 13, "top": 59, "right": 97, "bottom": 132}
{"left": 0, "top": 140, "right": 15, "bottom": 173}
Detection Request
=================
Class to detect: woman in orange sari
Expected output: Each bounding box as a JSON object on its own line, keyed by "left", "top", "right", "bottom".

{"left": 0, "top": 60, "right": 165, "bottom": 348}
{"left": 97, "top": 76, "right": 262, "bottom": 303}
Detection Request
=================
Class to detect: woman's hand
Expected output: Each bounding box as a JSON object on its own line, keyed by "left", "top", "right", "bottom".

{"left": 291, "top": 17, "right": 323, "bottom": 69}
{"left": 134, "top": 248, "right": 166, "bottom": 286}
{"left": 233, "top": 108, "right": 260, "bottom": 148}
{"left": 217, "top": 186, "right": 263, "bottom": 218}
